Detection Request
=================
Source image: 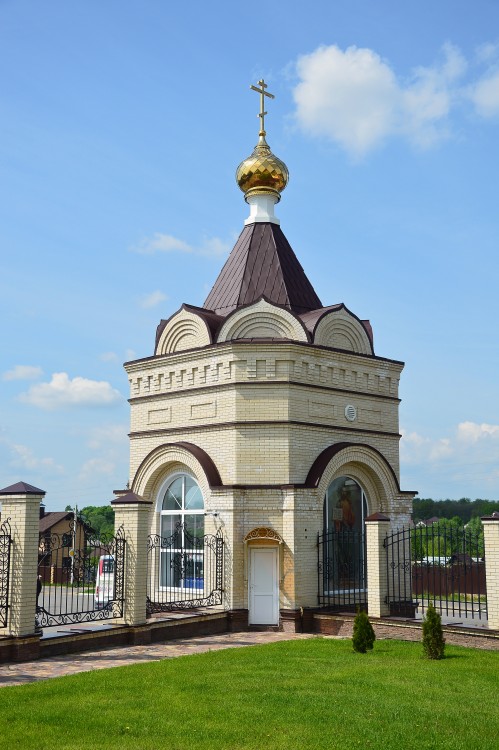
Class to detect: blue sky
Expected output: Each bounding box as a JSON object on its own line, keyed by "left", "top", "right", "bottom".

{"left": 1, "top": 0, "right": 498, "bottom": 510}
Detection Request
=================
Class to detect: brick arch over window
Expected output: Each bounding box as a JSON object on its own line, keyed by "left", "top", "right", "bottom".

{"left": 131, "top": 441, "right": 222, "bottom": 500}
{"left": 305, "top": 442, "right": 401, "bottom": 517}
{"left": 216, "top": 298, "right": 309, "bottom": 343}
{"left": 155, "top": 309, "right": 212, "bottom": 355}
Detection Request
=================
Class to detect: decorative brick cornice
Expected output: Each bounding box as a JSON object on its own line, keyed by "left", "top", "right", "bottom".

{"left": 129, "top": 421, "right": 401, "bottom": 441}
{"left": 128, "top": 378, "right": 401, "bottom": 406}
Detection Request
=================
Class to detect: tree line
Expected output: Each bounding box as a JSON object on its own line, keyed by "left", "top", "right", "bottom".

{"left": 65, "top": 505, "right": 115, "bottom": 538}
{"left": 413, "top": 497, "right": 499, "bottom": 524}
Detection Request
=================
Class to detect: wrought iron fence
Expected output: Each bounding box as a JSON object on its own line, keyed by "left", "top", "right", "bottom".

{"left": 0, "top": 519, "right": 12, "bottom": 629}
{"left": 385, "top": 523, "right": 487, "bottom": 621}
{"left": 318, "top": 528, "right": 367, "bottom": 610}
{"left": 147, "top": 523, "right": 224, "bottom": 615}
{"left": 37, "top": 522, "right": 126, "bottom": 628}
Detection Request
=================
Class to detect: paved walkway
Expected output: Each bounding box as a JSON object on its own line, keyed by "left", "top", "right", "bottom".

{"left": 0, "top": 631, "right": 319, "bottom": 688}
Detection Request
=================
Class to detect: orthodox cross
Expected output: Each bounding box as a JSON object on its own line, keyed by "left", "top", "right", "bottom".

{"left": 250, "top": 79, "right": 275, "bottom": 136}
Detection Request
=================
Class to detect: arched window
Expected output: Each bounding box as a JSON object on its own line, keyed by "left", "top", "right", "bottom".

{"left": 321, "top": 476, "right": 367, "bottom": 604}
{"left": 324, "top": 476, "right": 367, "bottom": 533}
{"left": 160, "top": 474, "right": 204, "bottom": 591}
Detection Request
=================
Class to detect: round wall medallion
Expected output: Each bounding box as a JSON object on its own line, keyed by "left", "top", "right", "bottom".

{"left": 345, "top": 404, "right": 357, "bottom": 422}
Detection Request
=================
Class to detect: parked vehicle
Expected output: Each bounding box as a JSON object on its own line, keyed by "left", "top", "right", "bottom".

{"left": 95, "top": 555, "right": 115, "bottom": 610}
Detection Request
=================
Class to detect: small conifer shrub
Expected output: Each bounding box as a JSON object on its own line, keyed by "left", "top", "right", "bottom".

{"left": 422, "top": 604, "right": 445, "bottom": 660}
{"left": 352, "top": 609, "right": 376, "bottom": 653}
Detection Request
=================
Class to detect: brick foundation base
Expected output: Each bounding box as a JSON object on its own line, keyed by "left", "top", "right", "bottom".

{"left": 310, "top": 613, "right": 499, "bottom": 650}
{"left": 280, "top": 608, "right": 303, "bottom": 632}
{"left": 227, "top": 609, "right": 249, "bottom": 632}
{"left": 1, "top": 609, "right": 497, "bottom": 664}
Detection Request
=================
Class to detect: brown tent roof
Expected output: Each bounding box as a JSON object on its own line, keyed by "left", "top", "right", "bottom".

{"left": 204, "top": 222, "right": 322, "bottom": 316}
{"left": 0, "top": 481, "right": 45, "bottom": 496}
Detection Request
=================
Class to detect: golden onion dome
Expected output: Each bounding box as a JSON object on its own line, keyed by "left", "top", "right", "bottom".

{"left": 236, "top": 134, "right": 289, "bottom": 203}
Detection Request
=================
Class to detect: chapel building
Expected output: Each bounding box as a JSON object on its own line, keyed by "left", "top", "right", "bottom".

{"left": 123, "top": 81, "right": 415, "bottom": 628}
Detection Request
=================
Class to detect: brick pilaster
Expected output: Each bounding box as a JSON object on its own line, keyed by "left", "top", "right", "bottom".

{"left": 0, "top": 482, "right": 44, "bottom": 637}
{"left": 482, "top": 514, "right": 499, "bottom": 630}
{"left": 365, "top": 512, "right": 391, "bottom": 618}
{"left": 112, "top": 492, "right": 152, "bottom": 628}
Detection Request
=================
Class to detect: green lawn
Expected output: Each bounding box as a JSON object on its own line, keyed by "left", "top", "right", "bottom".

{"left": 0, "top": 638, "right": 498, "bottom": 749}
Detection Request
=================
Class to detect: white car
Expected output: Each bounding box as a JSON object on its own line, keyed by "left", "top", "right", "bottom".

{"left": 95, "top": 555, "right": 115, "bottom": 610}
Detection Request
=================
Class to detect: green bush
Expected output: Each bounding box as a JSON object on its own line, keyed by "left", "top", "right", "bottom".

{"left": 422, "top": 604, "right": 445, "bottom": 660}
{"left": 352, "top": 609, "right": 376, "bottom": 653}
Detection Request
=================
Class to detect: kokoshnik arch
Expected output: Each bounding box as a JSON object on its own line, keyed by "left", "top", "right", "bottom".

{"left": 119, "top": 79, "right": 416, "bottom": 628}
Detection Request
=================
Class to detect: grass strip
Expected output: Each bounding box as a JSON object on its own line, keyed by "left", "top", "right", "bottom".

{"left": 0, "top": 638, "right": 497, "bottom": 750}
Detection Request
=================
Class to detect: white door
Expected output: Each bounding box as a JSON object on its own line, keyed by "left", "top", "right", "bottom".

{"left": 249, "top": 547, "right": 279, "bottom": 625}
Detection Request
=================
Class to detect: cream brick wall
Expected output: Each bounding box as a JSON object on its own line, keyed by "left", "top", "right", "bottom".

{"left": 483, "top": 519, "right": 499, "bottom": 630}
{"left": 113, "top": 501, "right": 152, "bottom": 627}
{"left": 366, "top": 517, "right": 391, "bottom": 617}
{"left": 125, "top": 335, "right": 409, "bottom": 614}
{"left": 0, "top": 493, "right": 42, "bottom": 638}
{"left": 126, "top": 342, "right": 402, "bottom": 403}
{"left": 293, "top": 488, "right": 322, "bottom": 607}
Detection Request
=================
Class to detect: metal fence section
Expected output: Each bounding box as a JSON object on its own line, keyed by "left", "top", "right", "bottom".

{"left": 0, "top": 519, "right": 12, "bottom": 628}
{"left": 318, "top": 528, "right": 367, "bottom": 610}
{"left": 37, "top": 523, "right": 126, "bottom": 628}
{"left": 385, "top": 524, "right": 487, "bottom": 621}
{"left": 147, "top": 523, "right": 224, "bottom": 615}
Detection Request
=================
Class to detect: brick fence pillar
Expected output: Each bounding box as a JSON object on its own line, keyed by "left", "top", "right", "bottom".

{"left": 365, "top": 512, "right": 391, "bottom": 618}
{"left": 111, "top": 491, "right": 152, "bottom": 629}
{"left": 482, "top": 513, "right": 499, "bottom": 631}
{"left": 0, "top": 481, "right": 44, "bottom": 638}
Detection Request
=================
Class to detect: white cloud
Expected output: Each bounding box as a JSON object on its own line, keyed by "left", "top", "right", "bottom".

{"left": 132, "top": 233, "right": 231, "bottom": 258}
{"left": 456, "top": 421, "right": 499, "bottom": 443}
{"left": 400, "top": 431, "right": 453, "bottom": 463}
{"left": 199, "top": 237, "right": 232, "bottom": 257}
{"left": 100, "top": 349, "right": 137, "bottom": 363}
{"left": 87, "top": 424, "right": 129, "bottom": 450}
{"left": 19, "top": 372, "right": 123, "bottom": 410}
{"left": 3, "top": 365, "right": 43, "bottom": 381}
{"left": 401, "top": 422, "right": 499, "bottom": 486}
{"left": 293, "top": 45, "right": 399, "bottom": 156}
{"left": 468, "top": 70, "right": 499, "bottom": 117}
{"left": 291, "top": 42, "right": 499, "bottom": 156}
{"left": 139, "top": 290, "right": 167, "bottom": 309}
{"left": 100, "top": 351, "right": 119, "bottom": 363}
{"left": 475, "top": 42, "right": 499, "bottom": 64}
{"left": 401, "top": 43, "right": 467, "bottom": 148}
{"left": 3, "top": 440, "right": 64, "bottom": 475}
{"left": 133, "top": 233, "right": 192, "bottom": 254}
{"left": 78, "top": 457, "right": 115, "bottom": 483}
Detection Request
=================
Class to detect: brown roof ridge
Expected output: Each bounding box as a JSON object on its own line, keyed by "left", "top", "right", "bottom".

{"left": 270, "top": 224, "right": 322, "bottom": 312}
{"left": 237, "top": 223, "right": 259, "bottom": 309}
{"left": 203, "top": 222, "right": 322, "bottom": 316}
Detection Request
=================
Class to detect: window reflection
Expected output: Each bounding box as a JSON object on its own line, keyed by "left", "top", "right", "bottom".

{"left": 159, "top": 474, "right": 205, "bottom": 591}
